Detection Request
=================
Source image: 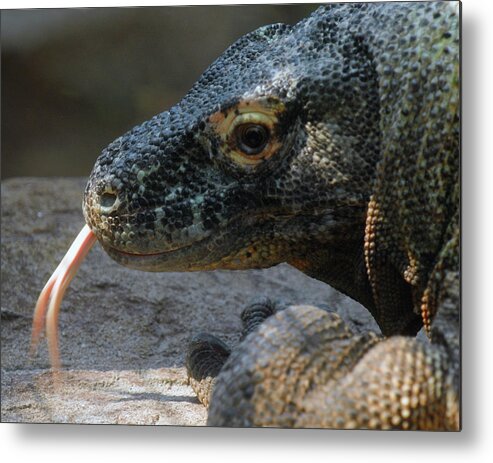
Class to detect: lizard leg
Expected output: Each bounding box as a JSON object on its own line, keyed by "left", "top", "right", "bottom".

{"left": 296, "top": 336, "right": 458, "bottom": 430}
{"left": 186, "top": 298, "right": 279, "bottom": 407}
{"left": 206, "top": 305, "right": 457, "bottom": 430}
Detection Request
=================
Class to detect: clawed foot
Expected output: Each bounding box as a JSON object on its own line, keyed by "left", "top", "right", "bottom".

{"left": 185, "top": 297, "right": 280, "bottom": 407}
{"left": 185, "top": 333, "right": 231, "bottom": 407}
{"left": 186, "top": 300, "right": 456, "bottom": 430}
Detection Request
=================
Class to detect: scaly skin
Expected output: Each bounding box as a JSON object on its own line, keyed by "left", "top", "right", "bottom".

{"left": 83, "top": 2, "right": 460, "bottom": 429}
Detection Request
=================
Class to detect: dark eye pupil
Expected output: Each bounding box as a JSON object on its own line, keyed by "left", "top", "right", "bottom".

{"left": 244, "top": 126, "right": 265, "bottom": 148}
{"left": 237, "top": 124, "right": 269, "bottom": 154}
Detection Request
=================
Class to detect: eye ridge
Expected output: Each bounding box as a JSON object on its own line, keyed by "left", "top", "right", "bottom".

{"left": 235, "top": 123, "right": 270, "bottom": 155}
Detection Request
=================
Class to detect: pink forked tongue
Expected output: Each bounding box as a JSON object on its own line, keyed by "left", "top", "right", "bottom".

{"left": 31, "top": 224, "right": 97, "bottom": 371}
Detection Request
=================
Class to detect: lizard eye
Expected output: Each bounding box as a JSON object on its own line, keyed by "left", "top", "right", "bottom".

{"left": 208, "top": 98, "right": 285, "bottom": 168}
{"left": 235, "top": 123, "right": 270, "bottom": 155}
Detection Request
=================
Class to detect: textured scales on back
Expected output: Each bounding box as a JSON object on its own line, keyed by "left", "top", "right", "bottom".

{"left": 83, "top": 2, "right": 460, "bottom": 430}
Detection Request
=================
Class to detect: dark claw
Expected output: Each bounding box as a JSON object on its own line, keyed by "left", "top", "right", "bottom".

{"left": 186, "top": 332, "right": 231, "bottom": 381}
{"left": 240, "top": 297, "right": 280, "bottom": 339}
{"left": 186, "top": 333, "right": 231, "bottom": 407}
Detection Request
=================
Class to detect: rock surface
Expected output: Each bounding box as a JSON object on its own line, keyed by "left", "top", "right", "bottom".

{"left": 1, "top": 177, "right": 378, "bottom": 425}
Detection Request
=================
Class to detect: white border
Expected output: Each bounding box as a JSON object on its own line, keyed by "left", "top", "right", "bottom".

{"left": 2, "top": 0, "right": 493, "bottom": 462}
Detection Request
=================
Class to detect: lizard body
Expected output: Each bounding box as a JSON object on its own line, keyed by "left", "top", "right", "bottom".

{"left": 83, "top": 2, "right": 460, "bottom": 429}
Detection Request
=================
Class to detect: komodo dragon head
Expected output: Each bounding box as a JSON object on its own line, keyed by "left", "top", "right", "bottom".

{"left": 83, "top": 7, "right": 381, "bottom": 278}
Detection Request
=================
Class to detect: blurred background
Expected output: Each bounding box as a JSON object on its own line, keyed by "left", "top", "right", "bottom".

{"left": 1, "top": 4, "right": 317, "bottom": 179}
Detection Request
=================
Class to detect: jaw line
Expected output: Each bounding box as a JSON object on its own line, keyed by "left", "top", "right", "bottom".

{"left": 97, "top": 206, "right": 354, "bottom": 271}
{"left": 110, "top": 244, "right": 194, "bottom": 258}
{"left": 102, "top": 235, "right": 213, "bottom": 271}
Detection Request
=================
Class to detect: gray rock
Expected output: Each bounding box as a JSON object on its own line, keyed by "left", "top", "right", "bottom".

{"left": 1, "top": 177, "right": 377, "bottom": 425}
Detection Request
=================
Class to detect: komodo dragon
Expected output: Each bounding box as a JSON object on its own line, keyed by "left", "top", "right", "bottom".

{"left": 81, "top": 2, "right": 460, "bottom": 429}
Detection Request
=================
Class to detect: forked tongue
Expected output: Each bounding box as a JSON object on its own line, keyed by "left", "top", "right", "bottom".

{"left": 31, "top": 224, "right": 97, "bottom": 371}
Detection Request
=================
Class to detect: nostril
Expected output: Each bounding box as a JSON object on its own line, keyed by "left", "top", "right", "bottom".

{"left": 100, "top": 191, "right": 118, "bottom": 209}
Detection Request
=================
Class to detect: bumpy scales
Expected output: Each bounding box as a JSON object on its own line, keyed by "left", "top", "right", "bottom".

{"left": 84, "top": 2, "right": 460, "bottom": 430}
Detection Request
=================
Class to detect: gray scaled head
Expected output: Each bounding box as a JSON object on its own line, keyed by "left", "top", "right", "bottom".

{"left": 83, "top": 5, "right": 381, "bottom": 272}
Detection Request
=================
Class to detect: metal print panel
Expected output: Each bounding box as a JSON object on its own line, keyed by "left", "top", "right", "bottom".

{"left": 1, "top": 1, "right": 460, "bottom": 430}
